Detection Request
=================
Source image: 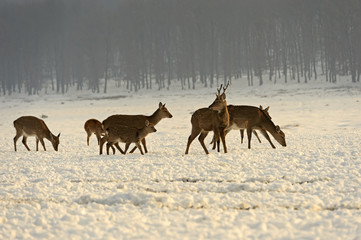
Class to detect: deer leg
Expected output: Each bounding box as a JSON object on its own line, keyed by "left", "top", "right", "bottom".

{"left": 220, "top": 129, "right": 231, "bottom": 152}
{"left": 128, "top": 140, "right": 143, "bottom": 154}
{"left": 106, "top": 142, "right": 112, "bottom": 155}
{"left": 211, "top": 133, "right": 220, "bottom": 151}
{"left": 240, "top": 129, "right": 245, "bottom": 144}
{"left": 123, "top": 142, "right": 131, "bottom": 154}
{"left": 39, "top": 138, "right": 46, "bottom": 151}
{"left": 96, "top": 133, "right": 101, "bottom": 146}
{"left": 259, "top": 129, "right": 276, "bottom": 148}
{"left": 220, "top": 129, "right": 227, "bottom": 153}
{"left": 107, "top": 143, "right": 115, "bottom": 154}
{"left": 14, "top": 133, "right": 22, "bottom": 151}
{"left": 185, "top": 127, "right": 201, "bottom": 154}
{"left": 106, "top": 143, "right": 110, "bottom": 155}
{"left": 136, "top": 142, "right": 144, "bottom": 155}
{"left": 141, "top": 138, "right": 148, "bottom": 153}
{"left": 253, "top": 130, "right": 262, "bottom": 143}
{"left": 129, "top": 146, "right": 137, "bottom": 153}
{"left": 210, "top": 133, "right": 216, "bottom": 150}
{"left": 114, "top": 143, "right": 124, "bottom": 154}
{"left": 87, "top": 132, "right": 92, "bottom": 146}
{"left": 214, "top": 132, "right": 220, "bottom": 153}
{"left": 247, "top": 128, "right": 252, "bottom": 149}
{"left": 22, "top": 136, "right": 30, "bottom": 151}
{"left": 99, "top": 136, "right": 106, "bottom": 155}
{"left": 198, "top": 131, "right": 209, "bottom": 154}
{"left": 36, "top": 138, "right": 39, "bottom": 151}
{"left": 213, "top": 129, "right": 221, "bottom": 152}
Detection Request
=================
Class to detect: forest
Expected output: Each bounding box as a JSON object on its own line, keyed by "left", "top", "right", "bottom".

{"left": 0, "top": 0, "right": 360, "bottom": 95}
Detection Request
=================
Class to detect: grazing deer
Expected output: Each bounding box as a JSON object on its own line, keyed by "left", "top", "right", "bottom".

{"left": 101, "top": 102, "right": 172, "bottom": 154}
{"left": 239, "top": 106, "right": 270, "bottom": 144}
{"left": 223, "top": 105, "right": 286, "bottom": 149}
{"left": 84, "top": 119, "right": 105, "bottom": 146}
{"left": 185, "top": 83, "right": 230, "bottom": 154}
{"left": 13, "top": 116, "right": 60, "bottom": 151}
{"left": 211, "top": 105, "right": 269, "bottom": 148}
{"left": 240, "top": 106, "right": 269, "bottom": 143}
{"left": 99, "top": 120, "right": 157, "bottom": 155}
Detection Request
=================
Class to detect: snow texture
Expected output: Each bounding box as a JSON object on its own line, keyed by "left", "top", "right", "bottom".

{"left": 0, "top": 80, "right": 360, "bottom": 239}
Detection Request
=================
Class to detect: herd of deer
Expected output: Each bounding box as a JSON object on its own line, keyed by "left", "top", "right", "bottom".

{"left": 13, "top": 83, "right": 286, "bottom": 155}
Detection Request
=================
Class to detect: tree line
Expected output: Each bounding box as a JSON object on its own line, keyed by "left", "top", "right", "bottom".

{"left": 0, "top": 0, "right": 360, "bottom": 95}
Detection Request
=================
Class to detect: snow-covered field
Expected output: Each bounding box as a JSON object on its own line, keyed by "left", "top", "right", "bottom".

{"left": 0, "top": 79, "right": 360, "bottom": 239}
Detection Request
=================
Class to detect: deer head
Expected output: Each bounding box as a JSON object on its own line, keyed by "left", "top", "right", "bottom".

{"left": 209, "top": 82, "right": 229, "bottom": 112}
{"left": 50, "top": 133, "right": 61, "bottom": 151}
{"left": 158, "top": 102, "right": 173, "bottom": 118}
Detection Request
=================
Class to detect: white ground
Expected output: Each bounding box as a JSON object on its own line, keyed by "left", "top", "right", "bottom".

{"left": 0, "top": 79, "right": 360, "bottom": 239}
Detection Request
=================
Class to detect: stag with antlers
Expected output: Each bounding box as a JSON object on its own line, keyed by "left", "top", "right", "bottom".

{"left": 185, "top": 83, "right": 230, "bottom": 154}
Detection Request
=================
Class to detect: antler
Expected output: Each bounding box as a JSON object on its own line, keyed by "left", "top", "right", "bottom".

{"left": 216, "top": 82, "right": 229, "bottom": 96}
{"left": 216, "top": 84, "right": 223, "bottom": 96}
{"left": 222, "top": 82, "right": 230, "bottom": 94}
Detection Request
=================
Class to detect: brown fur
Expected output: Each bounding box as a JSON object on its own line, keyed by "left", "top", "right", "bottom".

{"left": 101, "top": 102, "right": 172, "bottom": 154}
{"left": 211, "top": 105, "right": 270, "bottom": 148}
{"left": 99, "top": 120, "right": 157, "bottom": 155}
{"left": 13, "top": 116, "right": 60, "bottom": 151}
{"left": 84, "top": 119, "right": 105, "bottom": 146}
{"left": 185, "top": 84, "right": 230, "bottom": 154}
{"left": 225, "top": 105, "right": 286, "bottom": 149}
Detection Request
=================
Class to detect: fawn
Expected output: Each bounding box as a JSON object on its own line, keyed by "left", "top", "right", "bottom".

{"left": 99, "top": 120, "right": 157, "bottom": 155}
{"left": 84, "top": 119, "right": 105, "bottom": 146}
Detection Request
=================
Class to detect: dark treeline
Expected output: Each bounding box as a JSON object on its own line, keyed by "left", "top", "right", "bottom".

{"left": 0, "top": 0, "right": 360, "bottom": 95}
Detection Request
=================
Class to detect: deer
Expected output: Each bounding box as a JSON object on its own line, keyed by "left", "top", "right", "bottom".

{"left": 99, "top": 120, "right": 157, "bottom": 155}
{"left": 239, "top": 106, "right": 270, "bottom": 143}
{"left": 101, "top": 102, "right": 172, "bottom": 154}
{"left": 185, "top": 83, "right": 230, "bottom": 155}
{"left": 84, "top": 119, "right": 106, "bottom": 146}
{"left": 218, "top": 105, "right": 286, "bottom": 149}
{"left": 13, "top": 116, "right": 60, "bottom": 152}
{"left": 210, "top": 105, "right": 269, "bottom": 148}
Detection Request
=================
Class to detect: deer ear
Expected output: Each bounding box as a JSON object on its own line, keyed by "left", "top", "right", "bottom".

{"left": 58, "top": 133, "right": 61, "bottom": 137}
{"left": 259, "top": 105, "right": 263, "bottom": 110}
{"left": 265, "top": 106, "right": 269, "bottom": 112}
{"left": 159, "top": 102, "right": 163, "bottom": 108}
{"left": 222, "top": 93, "right": 226, "bottom": 100}
{"left": 275, "top": 125, "right": 280, "bottom": 132}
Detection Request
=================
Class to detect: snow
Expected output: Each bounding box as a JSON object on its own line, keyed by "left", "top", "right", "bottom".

{"left": 0, "top": 79, "right": 360, "bottom": 239}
